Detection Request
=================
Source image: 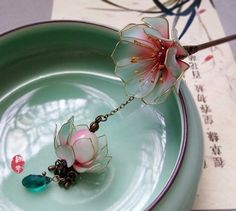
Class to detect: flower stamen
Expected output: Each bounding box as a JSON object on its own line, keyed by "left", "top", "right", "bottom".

{"left": 139, "top": 77, "right": 144, "bottom": 82}
{"left": 134, "top": 40, "right": 153, "bottom": 50}
{"left": 159, "top": 65, "right": 165, "bottom": 70}
{"left": 131, "top": 56, "right": 138, "bottom": 63}
{"left": 113, "top": 17, "right": 190, "bottom": 104}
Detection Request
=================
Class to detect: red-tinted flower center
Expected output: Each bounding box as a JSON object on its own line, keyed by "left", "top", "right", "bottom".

{"left": 153, "top": 40, "right": 169, "bottom": 83}
{"left": 156, "top": 46, "right": 166, "bottom": 64}
{"left": 130, "top": 38, "right": 171, "bottom": 83}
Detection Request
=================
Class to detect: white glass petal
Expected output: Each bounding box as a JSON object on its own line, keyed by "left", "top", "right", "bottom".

{"left": 111, "top": 40, "right": 155, "bottom": 66}
{"left": 115, "top": 59, "right": 155, "bottom": 83}
{"left": 142, "top": 70, "right": 176, "bottom": 104}
{"left": 97, "top": 135, "right": 108, "bottom": 150}
{"left": 57, "top": 116, "right": 74, "bottom": 146}
{"left": 177, "top": 60, "right": 189, "bottom": 72}
{"left": 96, "top": 147, "right": 108, "bottom": 161}
{"left": 142, "top": 17, "right": 169, "bottom": 39}
{"left": 87, "top": 156, "right": 112, "bottom": 173}
{"left": 171, "top": 28, "right": 178, "bottom": 41}
{"left": 165, "top": 47, "right": 181, "bottom": 78}
{"left": 95, "top": 135, "right": 110, "bottom": 164}
{"left": 125, "top": 63, "right": 160, "bottom": 98}
{"left": 144, "top": 27, "right": 164, "bottom": 41}
{"left": 174, "top": 78, "right": 182, "bottom": 94}
{"left": 143, "top": 87, "right": 172, "bottom": 104}
{"left": 72, "top": 164, "right": 89, "bottom": 173}
{"left": 54, "top": 124, "right": 60, "bottom": 149}
{"left": 165, "top": 47, "right": 189, "bottom": 79}
{"left": 155, "top": 89, "right": 173, "bottom": 104}
{"left": 75, "top": 124, "right": 89, "bottom": 130}
{"left": 55, "top": 145, "right": 75, "bottom": 167}
{"left": 121, "top": 24, "right": 155, "bottom": 48}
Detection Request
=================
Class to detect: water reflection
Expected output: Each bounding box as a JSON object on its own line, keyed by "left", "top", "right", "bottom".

{"left": 107, "top": 105, "right": 166, "bottom": 210}
{"left": 0, "top": 84, "right": 115, "bottom": 182}
{"left": 0, "top": 80, "right": 167, "bottom": 210}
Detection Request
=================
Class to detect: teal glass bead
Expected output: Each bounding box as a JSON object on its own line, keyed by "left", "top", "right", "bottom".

{"left": 22, "top": 174, "right": 52, "bottom": 192}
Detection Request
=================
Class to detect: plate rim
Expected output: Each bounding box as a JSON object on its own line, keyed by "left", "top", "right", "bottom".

{"left": 0, "top": 20, "right": 189, "bottom": 210}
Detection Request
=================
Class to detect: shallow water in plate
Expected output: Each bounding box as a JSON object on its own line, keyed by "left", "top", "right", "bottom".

{"left": 0, "top": 72, "right": 168, "bottom": 211}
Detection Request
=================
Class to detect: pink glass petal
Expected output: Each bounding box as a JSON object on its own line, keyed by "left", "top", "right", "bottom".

{"left": 69, "top": 125, "right": 90, "bottom": 145}
{"left": 161, "top": 39, "right": 175, "bottom": 49}
{"left": 112, "top": 40, "right": 155, "bottom": 66}
{"left": 142, "top": 17, "right": 169, "bottom": 39}
{"left": 143, "top": 30, "right": 174, "bottom": 52}
{"left": 69, "top": 128, "right": 98, "bottom": 150}
{"left": 115, "top": 59, "right": 155, "bottom": 83}
{"left": 73, "top": 158, "right": 94, "bottom": 170}
{"left": 72, "top": 138, "right": 97, "bottom": 164}
{"left": 175, "top": 42, "right": 189, "bottom": 58}
{"left": 57, "top": 116, "right": 74, "bottom": 146}
{"left": 125, "top": 62, "right": 160, "bottom": 98}
{"left": 55, "top": 145, "right": 75, "bottom": 167}
{"left": 165, "top": 47, "right": 189, "bottom": 79}
{"left": 72, "top": 136, "right": 111, "bottom": 173}
{"left": 177, "top": 60, "right": 189, "bottom": 73}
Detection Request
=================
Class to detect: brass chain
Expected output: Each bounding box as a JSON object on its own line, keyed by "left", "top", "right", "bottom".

{"left": 89, "top": 96, "right": 135, "bottom": 132}
{"left": 96, "top": 96, "right": 135, "bottom": 122}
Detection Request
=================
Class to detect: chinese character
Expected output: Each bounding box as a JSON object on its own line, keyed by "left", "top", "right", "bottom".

{"left": 202, "top": 115, "right": 214, "bottom": 124}
{"left": 195, "top": 85, "right": 204, "bottom": 92}
{"left": 189, "top": 55, "right": 196, "bottom": 61}
{"left": 213, "top": 157, "right": 225, "bottom": 168}
{"left": 189, "top": 62, "right": 199, "bottom": 70}
{"left": 207, "top": 132, "right": 219, "bottom": 142}
{"left": 192, "top": 70, "right": 201, "bottom": 79}
{"left": 197, "top": 94, "right": 206, "bottom": 103}
{"left": 210, "top": 144, "right": 222, "bottom": 155}
{"left": 200, "top": 104, "right": 212, "bottom": 114}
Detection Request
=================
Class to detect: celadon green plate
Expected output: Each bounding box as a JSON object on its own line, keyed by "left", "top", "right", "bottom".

{"left": 0, "top": 22, "right": 203, "bottom": 211}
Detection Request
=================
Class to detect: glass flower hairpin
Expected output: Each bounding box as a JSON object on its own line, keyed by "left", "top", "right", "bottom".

{"left": 22, "top": 17, "right": 236, "bottom": 192}
{"left": 22, "top": 116, "right": 112, "bottom": 191}
{"left": 111, "top": 17, "right": 236, "bottom": 104}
